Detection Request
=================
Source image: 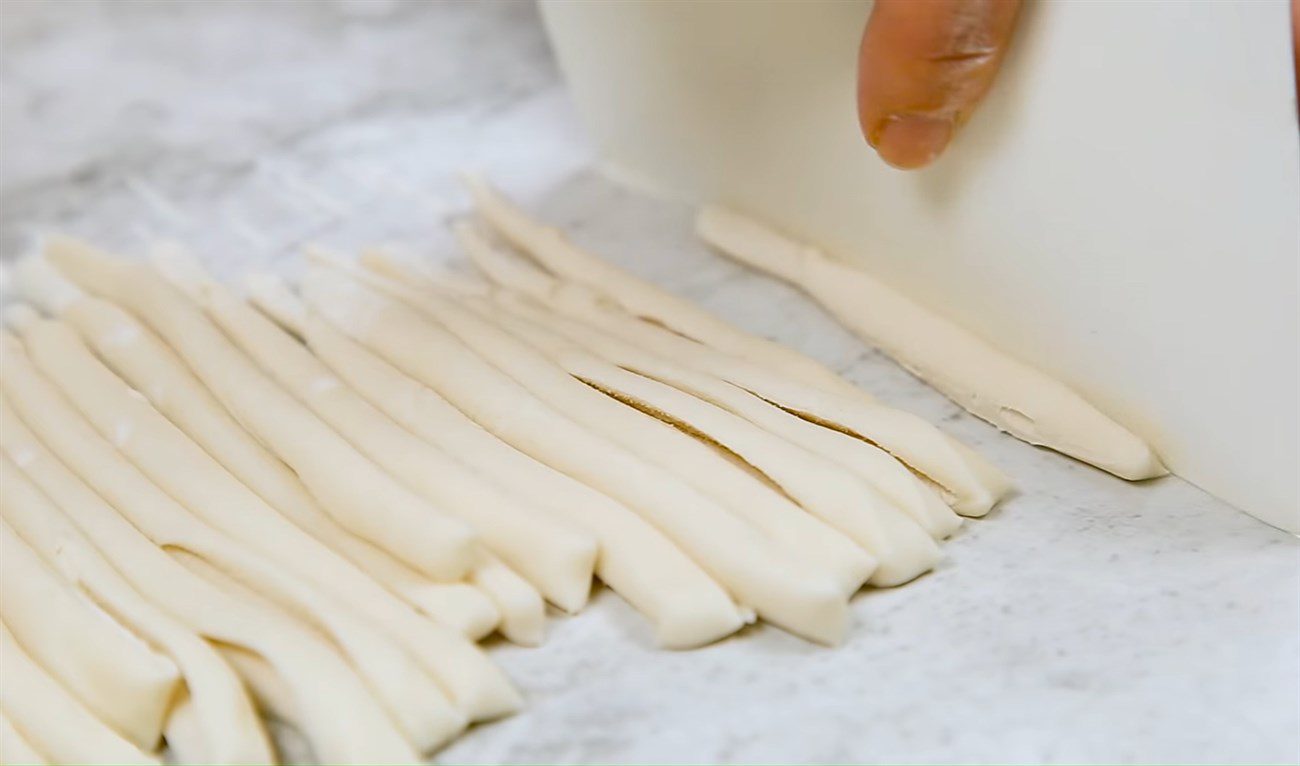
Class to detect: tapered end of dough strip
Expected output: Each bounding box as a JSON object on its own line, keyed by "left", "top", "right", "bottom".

{"left": 696, "top": 205, "right": 811, "bottom": 285}
{"left": 459, "top": 175, "right": 562, "bottom": 256}
{"left": 149, "top": 242, "right": 216, "bottom": 301}
{"left": 244, "top": 272, "right": 309, "bottom": 337}
{"left": 13, "top": 254, "right": 85, "bottom": 316}
{"left": 360, "top": 247, "right": 490, "bottom": 297}
{"left": 454, "top": 220, "right": 559, "bottom": 297}
{"left": 3, "top": 304, "right": 41, "bottom": 331}
{"left": 944, "top": 439, "right": 1015, "bottom": 516}
{"left": 42, "top": 234, "right": 131, "bottom": 292}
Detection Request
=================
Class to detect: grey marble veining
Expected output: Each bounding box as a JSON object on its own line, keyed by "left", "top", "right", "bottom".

{"left": 2, "top": 2, "right": 1297, "bottom": 764}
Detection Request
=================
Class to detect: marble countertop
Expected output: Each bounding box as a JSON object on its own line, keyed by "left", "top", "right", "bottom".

{"left": 2, "top": 2, "right": 1296, "bottom": 763}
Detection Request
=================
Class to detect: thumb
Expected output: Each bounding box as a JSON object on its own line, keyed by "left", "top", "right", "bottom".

{"left": 857, "top": 0, "right": 1023, "bottom": 169}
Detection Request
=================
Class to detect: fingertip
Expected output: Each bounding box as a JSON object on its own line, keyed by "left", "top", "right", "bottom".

{"left": 870, "top": 114, "right": 954, "bottom": 169}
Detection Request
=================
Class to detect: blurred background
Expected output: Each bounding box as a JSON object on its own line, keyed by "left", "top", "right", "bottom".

{"left": 0, "top": 0, "right": 589, "bottom": 272}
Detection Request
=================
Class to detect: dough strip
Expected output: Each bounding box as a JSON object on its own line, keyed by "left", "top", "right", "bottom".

{"left": 696, "top": 206, "right": 1166, "bottom": 481}
{"left": 7, "top": 318, "right": 518, "bottom": 728}
{"left": 40, "top": 237, "right": 478, "bottom": 582}
{"left": 301, "top": 269, "right": 847, "bottom": 645}
{"left": 0, "top": 458, "right": 273, "bottom": 765}
{"left": 248, "top": 278, "right": 745, "bottom": 649}
{"left": 0, "top": 518, "right": 180, "bottom": 750}
{"left": 7, "top": 265, "right": 500, "bottom": 639}
{"left": 196, "top": 281, "right": 597, "bottom": 614}
{"left": 0, "top": 394, "right": 420, "bottom": 764}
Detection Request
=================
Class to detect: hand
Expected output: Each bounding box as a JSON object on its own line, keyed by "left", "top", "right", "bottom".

{"left": 857, "top": 0, "right": 1300, "bottom": 170}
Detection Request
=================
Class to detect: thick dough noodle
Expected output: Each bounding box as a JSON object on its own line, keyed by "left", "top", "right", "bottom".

{"left": 0, "top": 518, "right": 180, "bottom": 750}
{"left": 371, "top": 248, "right": 954, "bottom": 566}
{"left": 315, "top": 260, "right": 876, "bottom": 593}
{"left": 452, "top": 205, "right": 1008, "bottom": 515}
{"left": 355, "top": 265, "right": 887, "bottom": 592}
{"left": 0, "top": 394, "right": 420, "bottom": 765}
{"left": 0, "top": 459, "right": 273, "bottom": 765}
{"left": 7, "top": 315, "right": 518, "bottom": 729}
{"left": 696, "top": 206, "right": 1166, "bottom": 481}
{"left": 194, "top": 280, "right": 597, "bottom": 614}
{"left": 0, "top": 709, "right": 50, "bottom": 766}
{"left": 463, "top": 175, "right": 858, "bottom": 397}
{"left": 142, "top": 254, "right": 547, "bottom": 646}
{"left": 9, "top": 267, "right": 500, "bottom": 639}
{"left": 40, "top": 237, "right": 478, "bottom": 582}
{"left": 247, "top": 276, "right": 745, "bottom": 649}
{"left": 0, "top": 339, "right": 466, "bottom": 754}
{"left": 302, "top": 268, "right": 848, "bottom": 645}
{"left": 461, "top": 297, "right": 941, "bottom": 587}
{"left": 450, "top": 231, "right": 961, "bottom": 538}
{"left": 0, "top": 622, "right": 159, "bottom": 766}
{"left": 458, "top": 258, "right": 1008, "bottom": 516}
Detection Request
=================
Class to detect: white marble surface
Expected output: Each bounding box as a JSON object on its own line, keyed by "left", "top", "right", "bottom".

{"left": 2, "top": 2, "right": 1297, "bottom": 764}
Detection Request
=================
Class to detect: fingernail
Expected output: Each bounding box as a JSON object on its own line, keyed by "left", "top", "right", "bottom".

{"left": 871, "top": 114, "right": 954, "bottom": 170}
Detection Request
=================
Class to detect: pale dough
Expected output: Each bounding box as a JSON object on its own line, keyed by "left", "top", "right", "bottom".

{"left": 473, "top": 304, "right": 941, "bottom": 588}
{"left": 198, "top": 282, "right": 597, "bottom": 614}
{"left": 379, "top": 267, "right": 892, "bottom": 593}
{"left": 332, "top": 256, "right": 876, "bottom": 596}
{"left": 0, "top": 622, "right": 159, "bottom": 766}
{"left": 0, "top": 394, "right": 420, "bottom": 765}
{"left": 8, "top": 318, "right": 518, "bottom": 730}
{"left": 454, "top": 228, "right": 962, "bottom": 538}
{"left": 248, "top": 277, "right": 745, "bottom": 649}
{"left": 455, "top": 196, "right": 1012, "bottom": 515}
{"left": 41, "top": 237, "right": 478, "bottom": 582}
{"left": 696, "top": 207, "right": 1166, "bottom": 481}
{"left": 0, "top": 708, "right": 49, "bottom": 766}
{"left": 458, "top": 265, "right": 1009, "bottom": 517}
{"left": 464, "top": 175, "right": 859, "bottom": 396}
{"left": 0, "top": 459, "right": 272, "bottom": 765}
{"left": 469, "top": 553, "right": 548, "bottom": 646}
{"left": 0, "top": 336, "right": 467, "bottom": 753}
{"left": 16, "top": 278, "right": 498, "bottom": 640}
{"left": 0, "top": 517, "right": 180, "bottom": 749}
{"left": 379, "top": 245, "right": 956, "bottom": 570}
{"left": 302, "top": 267, "right": 847, "bottom": 645}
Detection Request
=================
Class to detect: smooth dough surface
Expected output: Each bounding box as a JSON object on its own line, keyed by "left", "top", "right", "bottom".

{"left": 12, "top": 317, "right": 518, "bottom": 732}
{"left": 488, "top": 289, "right": 961, "bottom": 540}
{"left": 0, "top": 622, "right": 159, "bottom": 766}
{"left": 12, "top": 317, "right": 486, "bottom": 747}
{"left": 478, "top": 306, "right": 940, "bottom": 587}
{"left": 464, "top": 176, "right": 858, "bottom": 396}
{"left": 302, "top": 268, "right": 851, "bottom": 645}
{"left": 465, "top": 270, "right": 1009, "bottom": 516}
{"left": 0, "top": 393, "right": 420, "bottom": 765}
{"left": 48, "top": 292, "right": 498, "bottom": 640}
{"left": 389, "top": 247, "right": 954, "bottom": 566}
{"left": 696, "top": 206, "right": 1166, "bottom": 481}
{"left": 401, "top": 279, "right": 887, "bottom": 592}
{"left": 201, "top": 284, "right": 596, "bottom": 614}
{"left": 261, "top": 281, "right": 744, "bottom": 649}
{"left": 41, "top": 237, "right": 477, "bottom": 582}
{"left": 0, "top": 340, "right": 462, "bottom": 755}
{"left": 0, "top": 708, "right": 50, "bottom": 766}
{"left": 0, "top": 458, "right": 273, "bottom": 765}
{"left": 351, "top": 261, "right": 875, "bottom": 597}
{"left": 455, "top": 232, "right": 961, "bottom": 537}
{"left": 0, "top": 518, "right": 180, "bottom": 750}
